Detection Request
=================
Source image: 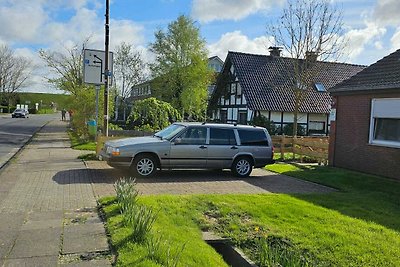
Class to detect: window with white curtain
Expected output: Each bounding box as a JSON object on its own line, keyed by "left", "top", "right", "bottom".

{"left": 369, "top": 98, "right": 400, "bottom": 148}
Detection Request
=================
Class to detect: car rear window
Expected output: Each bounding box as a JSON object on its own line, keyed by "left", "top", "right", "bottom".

{"left": 238, "top": 129, "right": 269, "bottom": 146}
{"left": 209, "top": 128, "right": 236, "bottom": 145}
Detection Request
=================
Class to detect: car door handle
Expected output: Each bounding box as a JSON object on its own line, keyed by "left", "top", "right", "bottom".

{"left": 199, "top": 145, "right": 207, "bottom": 149}
{"left": 231, "top": 146, "right": 238, "bottom": 150}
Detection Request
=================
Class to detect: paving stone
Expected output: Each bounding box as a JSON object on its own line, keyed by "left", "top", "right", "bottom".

{"left": 8, "top": 228, "right": 61, "bottom": 258}
{"left": 26, "top": 211, "right": 64, "bottom": 221}
{"left": 3, "top": 255, "right": 58, "bottom": 267}
{"left": 0, "top": 213, "right": 25, "bottom": 231}
{"left": 21, "top": 219, "right": 62, "bottom": 231}
{"left": 62, "top": 224, "right": 109, "bottom": 254}
{"left": 0, "top": 231, "right": 17, "bottom": 259}
{"left": 86, "top": 161, "right": 336, "bottom": 197}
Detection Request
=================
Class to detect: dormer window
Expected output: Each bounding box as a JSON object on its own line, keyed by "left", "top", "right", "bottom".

{"left": 315, "top": 83, "right": 326, "bottom": 92}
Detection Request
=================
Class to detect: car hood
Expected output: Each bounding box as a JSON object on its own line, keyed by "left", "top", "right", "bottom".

{"left": 105, "top": 136, "right": 164, "bottom": 147}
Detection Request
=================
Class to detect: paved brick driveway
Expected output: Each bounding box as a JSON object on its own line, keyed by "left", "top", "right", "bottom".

{"left": 86, "top": 161, "right": 335, "bottom": 199}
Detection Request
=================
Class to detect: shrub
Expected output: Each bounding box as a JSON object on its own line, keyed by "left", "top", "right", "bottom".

{"left": 109, "top": 123, "right": 123, "bottom": 130}
{"left": 114, "top": 177, "right": 157, "bottom": 244}
{"left": 251, "top": 115, "right": 277, "bottom": 135}
{"left": 37, "top": 108, "right": 54, "bottom": 114}
{"left": 283, "top": 123, "right": 306, "bottom": 136}
{"left": 146, "top": 234, "right": 186, "bottom": 267}
{"left": 114, "top": 177, "right": 139, "bottom": 214}
{"left": 257, "top": 236, "right": 317, "bottom": 267}
{"left": 127, "top": 97, "right": 181, "bottom": 132}
{"left": 124, "top": 205, "right": 157, "bottom": 243}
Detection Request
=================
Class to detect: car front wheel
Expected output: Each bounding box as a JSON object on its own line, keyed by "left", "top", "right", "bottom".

{"left": 131, "top": 154, "right": 158, "bottom": 178}
{"left": 231, "top": 157, "right": 253, "bottom": 177}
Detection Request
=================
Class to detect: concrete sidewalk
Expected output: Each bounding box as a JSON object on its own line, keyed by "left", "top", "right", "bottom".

{"left": 0, "top": 120, "right": 111, "bottom": 266}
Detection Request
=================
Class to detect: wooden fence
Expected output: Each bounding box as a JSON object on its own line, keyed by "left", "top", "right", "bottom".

{"left": 271, "top": 135, "right": 329, "bottom": 164}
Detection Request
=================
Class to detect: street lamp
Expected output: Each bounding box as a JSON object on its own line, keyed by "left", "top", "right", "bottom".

{"left": 103, "top": 0, "right": 110, "bottom": 136}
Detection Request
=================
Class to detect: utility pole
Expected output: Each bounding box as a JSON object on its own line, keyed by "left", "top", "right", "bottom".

{"left": 103, "top": 0, "right": 110, "bottom": 136}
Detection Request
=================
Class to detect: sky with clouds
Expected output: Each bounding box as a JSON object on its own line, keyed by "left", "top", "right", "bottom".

{"left": 0, "top": 0, "right": 399, "bottom": 93}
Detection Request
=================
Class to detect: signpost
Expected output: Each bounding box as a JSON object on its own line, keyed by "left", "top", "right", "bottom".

{"left": 83, "top": 49, "right": 113, "bottom": 85}
{"left": 82, "top": 0, "right": 112, "bottom": 137}
{"left": 83, "top": 49, "right": 113, "bottom": 137}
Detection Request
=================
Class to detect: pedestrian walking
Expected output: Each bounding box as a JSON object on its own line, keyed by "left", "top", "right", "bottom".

{"left": 61, "top": 108, "right": 66, "bottom": 121}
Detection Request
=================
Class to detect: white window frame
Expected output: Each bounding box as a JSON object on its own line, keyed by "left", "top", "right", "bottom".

{"left": 369, "top": 98, "right": 400, "bottom": 148}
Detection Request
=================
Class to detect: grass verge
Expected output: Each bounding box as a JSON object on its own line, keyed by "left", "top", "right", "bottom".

{"left": 68, "top": 130, "right": 96, "bottom": 151}
{"left": 99, "top": 196, "right": 228, "bottom": 266}
{"left": 266, "top": 163, "right": 400, "bottom": 231}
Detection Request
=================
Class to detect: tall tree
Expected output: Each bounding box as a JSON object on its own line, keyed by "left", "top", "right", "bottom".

{"left": 268, "top": 0, "right": 345, "bottom": 136}
{"left": 149, "top": 15, "right": 212, "bottom": 120}
{"left": 0, "top": 45, "right": 31, "bottom": 109}
{"left": 114, "top": 42, "right": 146, "bottom": 120}
{"left": 114, "top": 42, "right": 146, "bottom": 99}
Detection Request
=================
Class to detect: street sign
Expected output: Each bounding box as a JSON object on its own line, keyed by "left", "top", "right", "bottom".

{"left": 83, "top": 49, "right": 113, "bottom": 85}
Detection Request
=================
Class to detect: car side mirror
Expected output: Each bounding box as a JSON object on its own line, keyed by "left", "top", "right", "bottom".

{"left": 173, "top": 137, "right": 182, "bottom": 145}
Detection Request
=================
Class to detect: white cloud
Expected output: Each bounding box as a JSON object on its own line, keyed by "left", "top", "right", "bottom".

{"left": 374, "top": 0, "right": 400, "bottom": 26}
{"left": 44, "top": 8, "right": 100, "bottom": 48}
{"left": 192, "top": 0, "right": 284, "bottom": 23}
{"left": 341, "top": 21, "right": 386, "bottom": 61}
{"left": 390, "top": 27, "right": 400, "bottom": 50}
{"left": 208, "top": 31, "right": 274, "bottom": 60}
{"left": 0, "top": 2, "right": 48, "bottom": 43}
{"left": 0, "top": 0, "right": 145, "bottom": 93}
{"left": 110, "top": 20, "right": 145, "bottom": 50}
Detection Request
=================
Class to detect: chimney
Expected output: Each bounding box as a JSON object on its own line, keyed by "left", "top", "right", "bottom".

{"left": 268, "top": 46, "right": 282, "bottom": 57}
{"left": 306, "top": 51, "right": 318, "bottom": 62}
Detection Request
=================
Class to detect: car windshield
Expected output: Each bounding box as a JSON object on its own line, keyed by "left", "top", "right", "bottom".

{"left": 14, "top": 109, "right": 23, "bottom": 112}
{"left": 154, "top": 124, "right": 185, "bottom": 140}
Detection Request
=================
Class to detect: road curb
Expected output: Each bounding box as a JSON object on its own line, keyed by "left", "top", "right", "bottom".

{"left": 0, "top": 120, "right": 52, "bottom": 172}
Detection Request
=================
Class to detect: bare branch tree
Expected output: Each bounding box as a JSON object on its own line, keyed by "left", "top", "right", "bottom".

{"left": 114, "top": 42, "right": 146, "bottom": 100}
{"left": 0, "top": 45, "right": 32, "bottom": 109}
{"left": 38, "top": 41, "right": 87, "bottom": 96}
{"left": 267, "top": 0, "right": 345, "bottom": 136}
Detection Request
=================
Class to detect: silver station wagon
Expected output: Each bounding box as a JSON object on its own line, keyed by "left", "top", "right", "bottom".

{"left": 99, "top": 123, "right": 274, "bottom": 178}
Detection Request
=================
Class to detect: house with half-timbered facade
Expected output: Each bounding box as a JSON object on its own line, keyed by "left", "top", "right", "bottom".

{"left": 209, "top": 49, "right": 365, "bottom": 135}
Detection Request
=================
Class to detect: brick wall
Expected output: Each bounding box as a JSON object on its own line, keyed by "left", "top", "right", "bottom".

{"left": 333, "top": 92, "right": 400, "bottom": 180}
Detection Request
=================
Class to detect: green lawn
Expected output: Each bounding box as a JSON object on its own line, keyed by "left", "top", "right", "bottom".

{"left": 18, "top": 92, "right": 72, "bottom": 109}
{"left": 267, "top": 163, "right": 400, "bottom": 232}
{"left": 67, "top": 130, "right": 96, "bottom": 151}
{"left": 100, "top": 164, "right": 400, "bottom": 266}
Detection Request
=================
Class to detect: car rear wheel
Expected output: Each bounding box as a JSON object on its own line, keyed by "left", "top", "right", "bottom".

{"left": 231, "top": 157, "right": 253, "bottom": 177}
{"left": 131, "top": 154, "right": 158, "bottom": 178}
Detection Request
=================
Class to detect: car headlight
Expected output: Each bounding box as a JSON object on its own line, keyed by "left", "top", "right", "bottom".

{"left": 106, "top": 146, "right": 120, "bottom": 156}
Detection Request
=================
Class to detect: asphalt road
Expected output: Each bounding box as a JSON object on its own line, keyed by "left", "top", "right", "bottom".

{"left": 0, "top": 113, "right": 59, "bottom": 169}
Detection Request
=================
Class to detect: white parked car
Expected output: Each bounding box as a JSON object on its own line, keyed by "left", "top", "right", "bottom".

{"left": 11, "top": 109, "right": 29, "bottom": 118}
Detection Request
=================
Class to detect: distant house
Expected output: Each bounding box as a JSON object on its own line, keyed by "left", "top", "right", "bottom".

{"left": 209, "top": 49, "right": 365, "bottom": 135}
{"left": 207, "top": 56, "right": 224, "bottom": 96}
{"left": 329, "top": 49, "right": 400, "bottom": 180}
{"left": 208, "top": 55, "right": 224, "bottom": 73}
